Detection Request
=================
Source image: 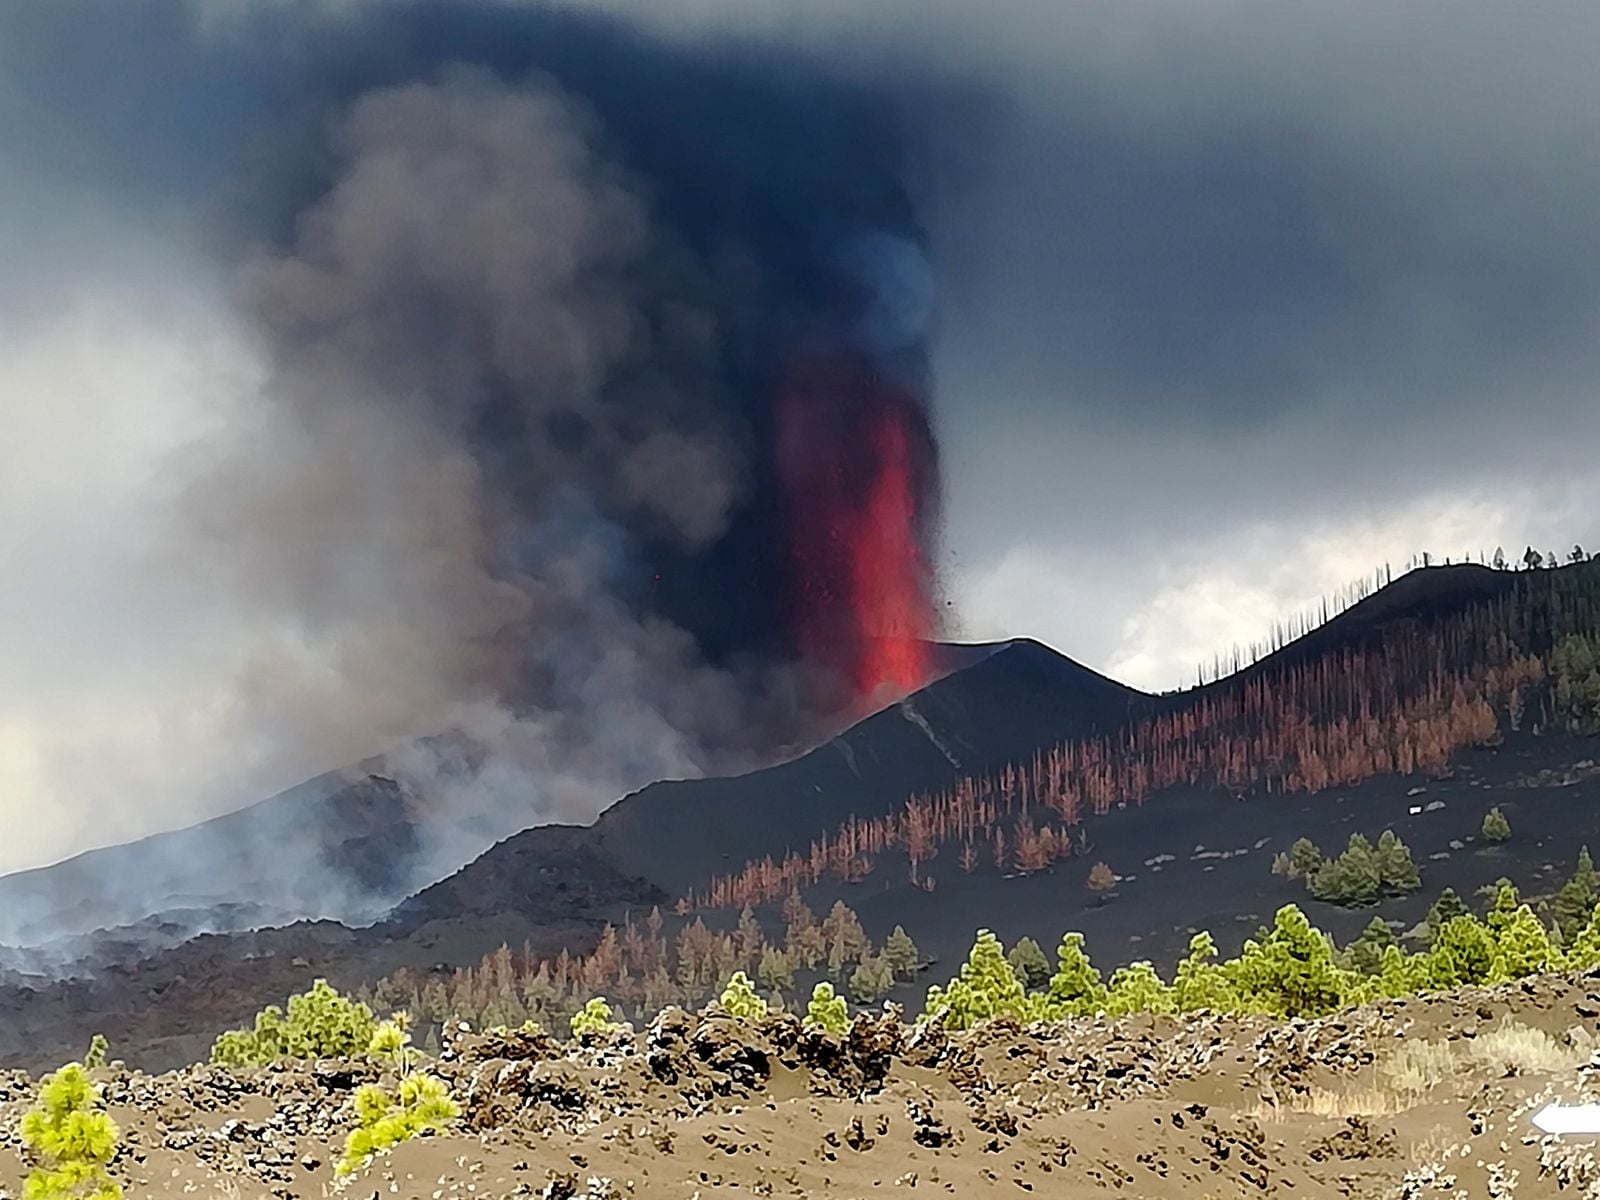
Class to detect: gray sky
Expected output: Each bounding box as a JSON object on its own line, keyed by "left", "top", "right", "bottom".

{"left": 2, "top": 0, "right": 1598, "bottom": 873}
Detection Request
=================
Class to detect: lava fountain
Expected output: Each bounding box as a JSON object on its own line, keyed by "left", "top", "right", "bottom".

{"left": 776, "top": 349, "right": 941, "bottom": 705}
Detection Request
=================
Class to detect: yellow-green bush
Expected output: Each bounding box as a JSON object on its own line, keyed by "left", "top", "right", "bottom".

{"left": 336, "top": 1073, "right": 459, "bottom": 1176}
{"left": 20, "top": 1062, "right": 122, "bottom": 1200}
{"left": 718, "top": 971, "right": 768, "bottom": 1020}
{"left": 210, "top": 979, "right": 376, "bottom": 1066}
{"left": 803, "top": 981, "right": 849, "bottom": 1034}
{"left": 912, "top": 888, "right": 1591, "bottom": 1035}
{"left": 922, "top": 929, "right": 1028, "bottom": 1029}
{"left": 569, "top": 996, "right": 621, "bottom": 1040}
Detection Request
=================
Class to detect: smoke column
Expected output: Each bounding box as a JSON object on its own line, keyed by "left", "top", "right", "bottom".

{"left": 0, "top": 0, "right": 954, "bottom": 936}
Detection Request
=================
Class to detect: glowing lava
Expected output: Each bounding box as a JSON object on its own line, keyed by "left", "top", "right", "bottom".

{"left": 776, "top": 351, "right": 938, "bottom": 703}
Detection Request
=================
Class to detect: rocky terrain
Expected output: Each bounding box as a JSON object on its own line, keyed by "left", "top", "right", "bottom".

{"left": 5, "top": 971, "right": 1600, "bottom": 1198}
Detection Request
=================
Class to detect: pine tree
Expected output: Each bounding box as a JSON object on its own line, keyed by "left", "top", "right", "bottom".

{"left": 756, "top": 946, "right": 795, "bottom": 997}
{"left": 1172, "top": 932, "right": 1239, "bottom": 1012}
{"left": 882, "top": 926, "right": 920, "bottom": 979}
{"left": 569, "top": 997, "right": 620, "bottom": 1041}
{"left": 803, "top": 982, "right": 849, "bottom": 1035}
{"left": 735, "top": 907, "right": 764, "bottom": 972}
{"left": 1375, "top": 943, "right": 1427, "bottom": 998}
{"left": 1103, "top": 961, "right": 1176, "bottom": 1016}
{"left": 337, "top": 1072, "right": 459, "bottom": 1177}
{"left": 1566, "top": 901, "right": 1600, "bottom": 970}
{"left": 1006, "top": 937, "right": 1052, "bottom": 990}
{"left": 921, "top": 930, "right": 1028, "bottom": 1029}
{"left": 1426, "top": 887, "right": 1469, "bottom": 938}
{"left": 1426, "top": 915, "right": 1498, "bottom": 988}
{"left": 1348, "top": 917, "right": 1397, "bottom": 975}
{"left": 1484, "top": 879, "right": 1521, "bottom": 932}
{"left": 719, "top": 971, "right": 768, "bottom": 1019}
{"left": 210, "top": 979, "right": 376, "bottom": 1067}
{"left": 1489, "top": 903, "right": 1555, "bottom": 982}
{"left": 1340, "top": 833, "right": 1382, "bottom": 902}
{"left": 1042, "top": 931, "right": 1107, "bottom": 1017}
{"left": 1287, "top": 837, "right": 1323, "bottom": 880}
{"left": 1227, "top": 905, "right": 1351, "bottom": 1018}
{"left": 1375, "top": 830, "right": 1421, "bottom": 895}
{"left": 1554, "top": 847, "right": 1597, "bottom": 941}
{"left": 20, "top": 1063, "right": 122, "bottom": 1200}
{"left": 848, "top": 955, "right": 895, "bottom": 1005}
{"left": 1482, "top": 806, "right": 1511, "bottom": 843}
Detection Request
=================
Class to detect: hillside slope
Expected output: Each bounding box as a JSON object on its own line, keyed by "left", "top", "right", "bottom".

{"left": 394, "top": 638, "right": 1148, "bottom": 922}
{"left": 3, "top": 561, "right": 1595, "bottom": 1071}
{"left": 0, "top": 639, "right": 1133, "bottom": 953}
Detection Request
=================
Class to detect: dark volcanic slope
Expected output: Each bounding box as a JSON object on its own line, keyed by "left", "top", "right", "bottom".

{"left": 0, "top": 727, "right": 571, "bottom": 949}
{"left": 400, "top": 638, "right": 1149, "bottom": 918}
{"left": 0, "top": 638, "right": 1136, "bottom": 953}
{"left": 0, "top": 767, "right": 391, "bottom": 947}
{"left": 593, "top": 638, "right": 1149, "bottom": 891}
{"left": 1224, "top": 562, "right": 1519, "bottom": 682}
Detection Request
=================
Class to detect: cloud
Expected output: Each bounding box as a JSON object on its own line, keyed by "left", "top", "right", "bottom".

{"left": 955, "top": 488, "right": 1576, "bottom": 693}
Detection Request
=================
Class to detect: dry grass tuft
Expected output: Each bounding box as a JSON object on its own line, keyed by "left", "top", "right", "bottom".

{"left": 1254, "top": 1020, "right": 1589, "bottom": 1122}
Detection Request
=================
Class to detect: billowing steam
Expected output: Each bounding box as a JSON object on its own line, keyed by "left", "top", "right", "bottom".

{"left": 0, "top": 0, "right": 945, "bottom": 942}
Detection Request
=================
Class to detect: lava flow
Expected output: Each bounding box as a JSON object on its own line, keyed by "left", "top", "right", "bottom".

{"left": 776, "top": 351, "right": 940, "bottom": 703}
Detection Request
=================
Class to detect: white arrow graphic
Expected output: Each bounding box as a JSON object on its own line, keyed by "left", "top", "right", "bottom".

{"left": 1532, "top": 1103, "right": 1600, "bottom": 1135}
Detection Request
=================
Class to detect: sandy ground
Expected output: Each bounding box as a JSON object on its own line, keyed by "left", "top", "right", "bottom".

{"left": 5, "top": 970, "right": 1600, "bottom": 1199}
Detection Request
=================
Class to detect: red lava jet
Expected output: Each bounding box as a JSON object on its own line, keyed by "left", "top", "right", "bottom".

{"left": 776, "top": 350, "right": 941, "bottom": 708}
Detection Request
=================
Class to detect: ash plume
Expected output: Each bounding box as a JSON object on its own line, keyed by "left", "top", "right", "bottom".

{"left": 0, "top": 0, "right": 951, "bottom": 942}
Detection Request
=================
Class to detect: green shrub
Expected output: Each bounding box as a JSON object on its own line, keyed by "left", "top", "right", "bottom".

{"left": 803, "top": 981, "right": 849, "bottom": 1035}
{"left": 718, "top": 971, "right": 768, "bottom": 1020}
{"left": 336, "top": 1072, "right": 459, "bottom": 1176}
{"left": 1482, "top": 806, "right": 1510, "bottom": 843}
{"left": 20, "top": 1062, "right": 122, "bottom": 1200}
{"left": 83, "top": 1035, "right": 108, "bottom": 1071}
{"left": 210, "top": 979, "right": 376, "bottom": 1067}
{"left": 569, "top": 997, "right": 621, "bottom": 1041}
